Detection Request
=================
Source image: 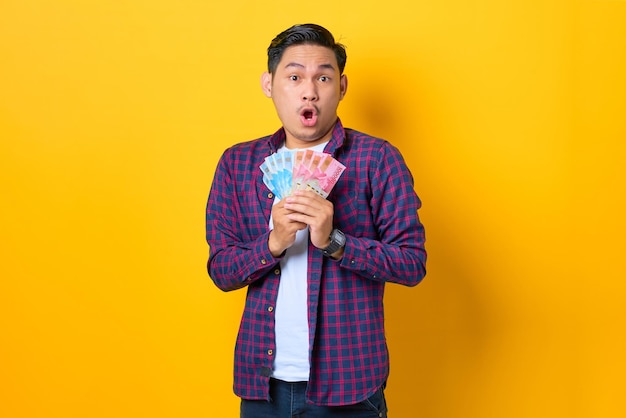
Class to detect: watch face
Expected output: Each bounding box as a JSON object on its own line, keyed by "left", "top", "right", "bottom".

{"left": 323, "top": 229, "right": 345, "bottom": 256}
{"left": 332, "top": 229, "right": 346, "bottom": 246}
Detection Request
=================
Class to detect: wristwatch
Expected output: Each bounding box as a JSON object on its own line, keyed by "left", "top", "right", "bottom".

{"left": 322, "top": 228, "right": 346, "bottom": 258}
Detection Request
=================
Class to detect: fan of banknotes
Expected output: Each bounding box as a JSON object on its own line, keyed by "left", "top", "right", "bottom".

{"left": 260, "top": 149, "right": 346, "bottom": 199}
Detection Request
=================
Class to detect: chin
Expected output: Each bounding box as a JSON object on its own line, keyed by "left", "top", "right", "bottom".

{"left": 300, "top": 133, "right": 327, "bottom": 143}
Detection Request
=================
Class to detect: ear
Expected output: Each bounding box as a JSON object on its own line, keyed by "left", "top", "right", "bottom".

{"left": 339, "top": 74, "right": 348, "bottom": 100}
{"left": 261, "top": 72, "right": 272, "bottom": 98}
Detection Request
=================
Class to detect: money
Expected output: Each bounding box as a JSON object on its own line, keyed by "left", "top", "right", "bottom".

{"left": 260, "top": 150, "right": 345, "bottom": 199}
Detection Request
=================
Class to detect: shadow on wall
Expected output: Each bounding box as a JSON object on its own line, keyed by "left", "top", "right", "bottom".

{"left": 352, "top": 64, "right": 493, "bottom": 416}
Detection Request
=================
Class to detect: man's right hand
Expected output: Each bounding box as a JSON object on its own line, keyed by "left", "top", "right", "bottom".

{"left": 268, "top": 199, "right": 307, "bottom": 257}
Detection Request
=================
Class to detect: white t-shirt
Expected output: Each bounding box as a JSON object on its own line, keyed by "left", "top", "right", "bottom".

{"left": 269, "top": 141, "right": 327, "bottom": 382}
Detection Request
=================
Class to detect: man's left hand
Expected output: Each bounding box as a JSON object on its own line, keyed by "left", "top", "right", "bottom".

{"left": 284, "top": 190, "right": 334, "bottom": 249}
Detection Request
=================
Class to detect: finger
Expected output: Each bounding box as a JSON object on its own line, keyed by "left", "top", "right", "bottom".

{"left": 285, "top": 204, "right": 332, "bottom": 221}
{"left": 286, "top": 190, "right": 324, "bottom": 205}
{"left": 284, "top": 195, "right": 331, "bottom": 212}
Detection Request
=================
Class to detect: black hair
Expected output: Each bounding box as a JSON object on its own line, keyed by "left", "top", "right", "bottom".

{"left": 267, "top": 24, "right": 347, "bottom": 74}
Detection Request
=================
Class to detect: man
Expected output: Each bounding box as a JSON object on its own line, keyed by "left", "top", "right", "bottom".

{"left": 206, "top": 23, "right": 426, "bottom": 417}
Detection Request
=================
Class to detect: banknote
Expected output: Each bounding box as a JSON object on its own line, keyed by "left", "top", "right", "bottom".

{"left": 260, "top": 150, "right": 345, "bottom": 199}
{"left": 292, "top": 150, "right": 345, "bottom": 198}
{"left": 260, "top": 153, "right": 293, "bottom": 199}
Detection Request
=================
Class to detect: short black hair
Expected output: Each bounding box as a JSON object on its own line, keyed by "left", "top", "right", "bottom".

{"left": 267, "top": 24, "right": 347, "bottom": 75}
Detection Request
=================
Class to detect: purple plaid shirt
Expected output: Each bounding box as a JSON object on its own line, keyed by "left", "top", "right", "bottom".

{"left": 206, "top": 119, "right": 426, "bottom": 406}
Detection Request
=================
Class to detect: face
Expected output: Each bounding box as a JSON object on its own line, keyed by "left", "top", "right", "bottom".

{"left": 261, "top": 44, "right": 348, "bottom": 149}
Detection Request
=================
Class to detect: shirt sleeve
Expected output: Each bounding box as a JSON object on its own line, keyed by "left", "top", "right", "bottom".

{"left": 339, "top": 141, "right": 427, "bottom": 287}
{"left": 206, "top": 148, "right": 279, "bottom": 291}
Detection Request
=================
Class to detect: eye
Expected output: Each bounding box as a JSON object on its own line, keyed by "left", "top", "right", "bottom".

{"left": 290, "top": 75, "right": 299, "bottom": 81}
{"left": 319, "top": 76, "right": 329, "bottom": 82}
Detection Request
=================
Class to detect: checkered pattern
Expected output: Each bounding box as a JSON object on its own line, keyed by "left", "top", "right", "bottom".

{"left": 206, "top": 119, "right": 426, "bottom": 406}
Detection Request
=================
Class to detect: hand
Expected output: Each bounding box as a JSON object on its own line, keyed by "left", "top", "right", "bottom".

{"left": 283, "top": 190, "right": 334, "bottom": 250}
{"left": 268, "top": 199, "right": 307, "bottom": 257}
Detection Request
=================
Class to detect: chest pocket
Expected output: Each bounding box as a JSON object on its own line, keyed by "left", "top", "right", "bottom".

{"left": 329, "top": 177, "right": 374, "bottom": 238}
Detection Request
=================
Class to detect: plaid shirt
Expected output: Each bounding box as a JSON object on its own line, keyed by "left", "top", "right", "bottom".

{"left": 206, "top": 119, "right": 426, "bottom": 406}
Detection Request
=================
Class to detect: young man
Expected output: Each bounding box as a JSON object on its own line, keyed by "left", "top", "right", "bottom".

{"left": 206, "top": 24, "right": 427, "bottom": 417}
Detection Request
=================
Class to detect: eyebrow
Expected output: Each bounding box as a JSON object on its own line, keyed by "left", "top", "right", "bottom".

{"left": 284, "top": 62, "right": 337, "bottom": 71}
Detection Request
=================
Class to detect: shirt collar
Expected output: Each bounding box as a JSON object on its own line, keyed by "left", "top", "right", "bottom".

{"left": 267, "top": 118, "right": 346, "bottom": 155}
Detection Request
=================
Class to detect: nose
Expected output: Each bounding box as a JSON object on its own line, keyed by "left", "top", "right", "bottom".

{"left": 301, "top": 80, "right": 318, "bottom": 102}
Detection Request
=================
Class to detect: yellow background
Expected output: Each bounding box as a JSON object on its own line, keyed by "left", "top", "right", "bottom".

{"left": 1, "top": 0, "right": 624, "bottom": 417}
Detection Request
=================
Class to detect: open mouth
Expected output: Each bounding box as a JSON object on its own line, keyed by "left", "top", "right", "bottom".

{"left": 300, "top": 108, "right": 317, "bottom": 126}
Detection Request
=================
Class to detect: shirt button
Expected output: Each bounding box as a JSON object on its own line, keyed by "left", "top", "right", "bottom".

{"left": 274, "top": 269, "right": 280, "bottom": 275}
{"left": 267, "top": 306, "right": 274, "bottom": 312}
{"left": 261, "top": 259, "right": 267, "bottom": 265}
{"left": 267, "top": 349, "right": 273, "bottom": 356}
{"left": 268, "top": 192, "right": 274, "bottom": 199}
{"left": 350, "top": 260, "right": 356, "bottom": 265}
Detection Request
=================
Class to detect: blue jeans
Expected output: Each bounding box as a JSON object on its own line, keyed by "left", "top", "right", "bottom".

{"left": 240, "top": 378, "right": 388, "bottom": 418}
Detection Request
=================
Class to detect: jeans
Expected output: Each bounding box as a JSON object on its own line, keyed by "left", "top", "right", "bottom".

{"left": 240, "top": 378, "right": 388, "bottom": 418}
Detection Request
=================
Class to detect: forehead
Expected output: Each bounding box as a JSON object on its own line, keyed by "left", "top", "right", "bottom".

{"left": 277, "top": 44, "right": 339, "bottom": 71}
